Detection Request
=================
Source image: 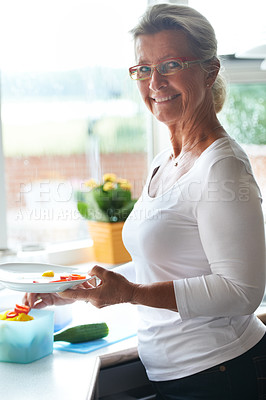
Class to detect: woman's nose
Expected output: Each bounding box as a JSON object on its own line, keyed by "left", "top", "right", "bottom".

{"left": 148, "top": 68, "right": 168, "bottom": 91}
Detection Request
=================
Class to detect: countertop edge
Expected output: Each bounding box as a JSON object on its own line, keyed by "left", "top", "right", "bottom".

{"left": 99, "top": 345, "right": 139, "bottom": 369}
{"left": 86, "top": 356, "right": 101, "bottom": 400}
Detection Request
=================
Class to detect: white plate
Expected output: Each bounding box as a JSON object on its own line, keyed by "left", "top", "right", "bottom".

{"left": 0, "top": 262, "right": 95, "bottom": 293}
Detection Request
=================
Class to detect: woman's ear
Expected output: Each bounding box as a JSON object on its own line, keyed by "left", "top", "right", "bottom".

{"left": 205, "top": 57, "right": 220, "bottom": 88}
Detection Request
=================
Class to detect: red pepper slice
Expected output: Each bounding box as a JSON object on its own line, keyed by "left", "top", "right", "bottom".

{"left": 59, "top": 275, "right": 69, "bottom": 280}
{"left": 15, "top": 304, "right": 30, "bottom": 314}
{"left": 50, "top": 275, "right": 86, "bottom": 283}
{"left": 50, "top": 278, "right": 72, "bottom": 282}
{"left": 6, "top": 311, "right": 19, "bottom": 318}
{"left": 69, "top": 277, "right": 82, "bottom": 280}
{"left": 70, "top": 274, "right": 86, "bottom": 280}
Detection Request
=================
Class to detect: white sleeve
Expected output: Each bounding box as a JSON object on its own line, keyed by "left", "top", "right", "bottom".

{"left": 114, "top": 261, "right": 136, "bottom": 283}
{"left": 174, "top": 156, "right": 266, "bottom": 320}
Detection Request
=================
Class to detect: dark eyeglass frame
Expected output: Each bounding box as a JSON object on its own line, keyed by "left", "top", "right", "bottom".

{"left": 129, "top": 57, "right": 207, "bottom": 81}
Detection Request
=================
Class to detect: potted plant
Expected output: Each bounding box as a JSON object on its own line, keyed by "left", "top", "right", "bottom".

{"left": 76, "top": 173, "right": 136, "bottom": 264}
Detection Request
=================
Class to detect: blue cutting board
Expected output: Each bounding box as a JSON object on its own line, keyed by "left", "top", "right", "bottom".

{"left": 53, "top": 324, "right": 137, "bottom": 354}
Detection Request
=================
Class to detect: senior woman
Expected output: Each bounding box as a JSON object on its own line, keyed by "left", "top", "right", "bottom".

{"left": 24, "top": 4, "right": 266, "bottom": 399}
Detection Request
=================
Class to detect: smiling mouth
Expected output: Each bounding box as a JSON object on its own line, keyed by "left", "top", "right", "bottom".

{"left": 152, "top": 94, "right": 180, "bottom": 103}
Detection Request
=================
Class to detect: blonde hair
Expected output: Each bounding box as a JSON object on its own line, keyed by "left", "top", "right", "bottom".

{"left": 130, "top": 3, "right": 226, "bottom": 113}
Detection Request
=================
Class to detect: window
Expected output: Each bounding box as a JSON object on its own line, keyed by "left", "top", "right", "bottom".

{"left": 0, "top": 0, "right": 148, "bottom": 251}
{"left": 189, "top": 0, "right": 266, "bottom": 219}
{"left": 219, "top": 77, "right": 266, "bottom": 216}
{"left": 1, "top": 0, "right": 266, "bottom": 256}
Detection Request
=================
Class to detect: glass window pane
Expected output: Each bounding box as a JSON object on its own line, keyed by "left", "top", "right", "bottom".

{"left": 219, "top": 83, "right": 266, "bottom": 216}
{"left": 189, "top": 1, "right": 266, "bottom": 219}
{"left": 1, "top": 0, "right": 148, "bottom": 247}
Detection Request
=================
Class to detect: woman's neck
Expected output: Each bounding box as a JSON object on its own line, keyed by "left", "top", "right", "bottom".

{"left": 168, "top": 117, "right": 225, "bottom": 159}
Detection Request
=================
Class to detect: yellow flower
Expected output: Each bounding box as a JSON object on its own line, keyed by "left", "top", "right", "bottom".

{"left": 117, "top": 178, "right": 128, "bottom": 184}
{"left": 84, "top": 179, "right": 98, "bottom": 188}
{"left": 119, "top": 181, "right": 132, "bottom": 191}
{"left": 103, "top": 182, "right": 115, "bottom": 191}
{"left": 103, "top": 173, "right": 117, "bottom": 183}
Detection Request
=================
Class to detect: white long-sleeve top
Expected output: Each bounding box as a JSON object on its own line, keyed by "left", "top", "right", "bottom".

{"left": 120, "top": 136, "right": 266, "bottom": 381}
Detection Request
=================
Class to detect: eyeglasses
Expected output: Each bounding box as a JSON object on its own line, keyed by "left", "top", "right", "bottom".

{"left": 129, "top": 57, "right": 206, "bottom": 81}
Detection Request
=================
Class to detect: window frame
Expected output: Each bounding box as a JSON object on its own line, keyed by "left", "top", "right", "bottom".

{"left": 221, "top": 57, "right": 266, "bottom": 84}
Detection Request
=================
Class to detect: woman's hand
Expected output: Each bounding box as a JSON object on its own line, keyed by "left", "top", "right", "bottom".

{"left": 59, "top": 265, "right": 135, "bottom": 308}
{"left": 23, "top": 292, "right": 76, "bottom": 309}
{"left": 23, "top": 265, "right": 177, "bottom": 311}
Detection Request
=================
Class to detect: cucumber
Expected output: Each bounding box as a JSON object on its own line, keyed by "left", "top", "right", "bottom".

{"left": 54, "top": 323, "right": 109, "bottom": 343}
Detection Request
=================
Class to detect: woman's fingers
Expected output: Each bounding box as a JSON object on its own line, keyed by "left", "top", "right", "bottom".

{"left": 23, "top": 292, "right": 75, "bottom": 308}
{"left": 59, "top": 266, "right": 135, "bottom": 308}
{"left": 88, "top": 265, "right": 106, "bottom": 281}
{"left": 23, "top": 292, "right": 40, "bottom": 308}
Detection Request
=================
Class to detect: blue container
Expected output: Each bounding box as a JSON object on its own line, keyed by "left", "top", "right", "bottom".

{"left": 48, "top": 304, "right": 73, "bottom": 332}
{"left": 0, "top": 309, "right": 54, "bottom": 363}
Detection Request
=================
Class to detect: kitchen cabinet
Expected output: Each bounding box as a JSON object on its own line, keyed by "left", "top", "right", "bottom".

{"left": 96, "top": 358, "right": 156, "bottom": 400}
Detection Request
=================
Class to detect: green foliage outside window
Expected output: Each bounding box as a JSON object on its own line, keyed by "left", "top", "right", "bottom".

{"left": 2, "top": 67, "right": 146, "bottom": 156}
{"left": 93, "top": 115, "right": 146, "bottom": 153}
{"left": 220, "top": 84, "right": 266, "bottom": 145}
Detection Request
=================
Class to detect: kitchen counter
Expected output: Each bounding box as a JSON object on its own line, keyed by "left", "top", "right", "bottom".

{"left": 0, "top": 291, "right": 139, "bottom": 400}
{"left": 0, "top": 335, "right": 138, "bottom": 400}
{"left": 1, "top": 287, "right": 266, "bottom": 400}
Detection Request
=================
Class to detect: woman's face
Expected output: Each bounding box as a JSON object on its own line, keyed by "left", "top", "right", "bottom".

{"left": 135, "top": 30, "right": 209, "bottom": 127}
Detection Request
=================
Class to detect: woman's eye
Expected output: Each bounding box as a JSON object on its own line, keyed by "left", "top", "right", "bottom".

{"left": 165, "top": 60, "right": 181, "bottom": 70}
{"left": 139, "top": 65, "right": 151, "bottom": 74}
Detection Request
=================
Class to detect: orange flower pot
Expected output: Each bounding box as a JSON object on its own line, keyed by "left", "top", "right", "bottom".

{"left": 88, "top": 221, "right": 132, "bottom": 264}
